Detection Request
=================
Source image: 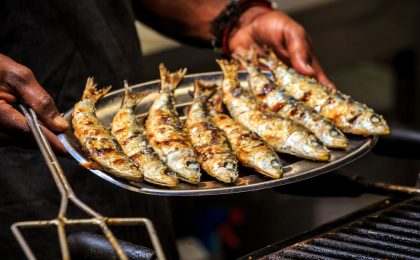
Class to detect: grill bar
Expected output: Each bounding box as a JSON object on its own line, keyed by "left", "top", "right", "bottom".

{"left": 326, "top": 232, "right": 420, "bottom": 256}
{"left": 293, "top": 243, "right": 378, "bottom": 259}
{"left": 311, "top": 237, "right": 418, "bottom": 260}
{"left": 383, "top": 209, "right": 420, "bottom": 221}
{"left": 376, "top": 215, "right": 420, "bottom": 229}
{"left": 360, "top": 219, "right": 420, "bottom": 238}
{"left": 278, "top": 249, "right": 340, "bottom": 260}
{"left": 258, "top": 197, "right": 420, "bottom": 259}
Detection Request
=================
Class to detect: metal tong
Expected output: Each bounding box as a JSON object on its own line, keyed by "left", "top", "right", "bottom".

{"left": 12, "top": 105, "right": 166, "bottom": 260}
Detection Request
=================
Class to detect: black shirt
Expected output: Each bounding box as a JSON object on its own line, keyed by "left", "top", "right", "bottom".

{"left": 0, "top": 1, "right": 178, "bottom": 259}
{"left": 1, "top": 0, "right": 144, "bottom": 110}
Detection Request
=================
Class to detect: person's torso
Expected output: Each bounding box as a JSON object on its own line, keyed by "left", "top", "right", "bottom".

{"left": 1, "top": 0, "right": 144, "bottom": 110}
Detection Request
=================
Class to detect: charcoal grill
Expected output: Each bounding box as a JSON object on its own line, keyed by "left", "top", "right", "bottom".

{"left": 241, "top": 126, "right": 420, "bottom": 260}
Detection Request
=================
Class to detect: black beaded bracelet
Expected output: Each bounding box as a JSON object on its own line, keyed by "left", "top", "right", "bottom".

{"left": 211, "top": 0, "right": 273, "bottom": 56}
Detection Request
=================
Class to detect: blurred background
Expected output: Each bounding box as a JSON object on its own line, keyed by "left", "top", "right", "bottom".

{"left": 134, "top": 0, "right": 420, "bottom": 259}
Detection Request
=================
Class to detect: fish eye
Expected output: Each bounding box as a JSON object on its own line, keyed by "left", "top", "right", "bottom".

{"left": 223, "top": 161, "right": 236, "bottom": 170}
{"left": 370, "top": 115, "right": 381, "bottom": 124}
{"left": 270, "top": 159, "right": 281, "bottom": 168}
{"left": 311, "top": 139, "right": 321, "bottom": 146}
{"left": 330, "top": 129, "right": 339, "bottom": 137}
{"left": 186, "top": 160, "right": 199, "bottom": 170}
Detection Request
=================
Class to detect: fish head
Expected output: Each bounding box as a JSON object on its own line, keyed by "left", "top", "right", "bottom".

{"left": 285, "top": 131, "right": 330, "bottom": 161}
{"left": 253, "top": 152, "right": 284, "bottom": 179}
{"left": 210, "top": 159, "right": 239, "bottom": 183}
{"left": 352, "top": 111, "right": 390, "bottom": 136}
{"left": 167, "top": 151, "right": 201, "bottom": 184}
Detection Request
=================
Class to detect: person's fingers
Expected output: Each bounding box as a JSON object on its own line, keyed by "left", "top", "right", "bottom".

{"left": 0, "top": 55, "right": 68, "bottom": 132}
{"left": 0, "top": 90, "right": 16, "bottom": 103}
{"left": 0, "top": 100, "right": 67, "bottom": 153}
{"left": 285, "top": 26, "right": 315, "bottom": 76}
{"left": 40, "top": 124, "right": 67, "bottom": 154}
{"left": 272, "top": 32, "right": 290, "bottom": 62}
{"left": 311, "top": 57, "right": 336, "bottom": 90}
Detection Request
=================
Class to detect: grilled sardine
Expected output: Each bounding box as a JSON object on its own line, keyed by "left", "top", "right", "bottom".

{"left": 235, "top": 54, "right": 348, "bottom": 149}
{"left": 186, "top": 81, "right": 238, "bottom": 183}
{"left": 259, "top": 49, "right": 390, "bottom": 136}
{"left": 111, "top": 84, "right": 178, "bottom": 187}
{"left": 72, "top": 78, "right": 142, "bottom": 181}
{"left": 217, "top": 59, "right": 330, "bottom": 161}
{"left": 145, "top": 64, "right": 201, "bottom": 184}
{"left": 204, "top": 82, "right": 283, "bottom": 179}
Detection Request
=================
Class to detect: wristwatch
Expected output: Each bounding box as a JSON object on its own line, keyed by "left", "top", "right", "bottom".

{"left": 211, "top": 0, "right": 273, "bottom": 56}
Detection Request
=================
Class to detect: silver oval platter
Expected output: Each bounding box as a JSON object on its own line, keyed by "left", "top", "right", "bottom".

{"left": 59, "top": 71, "right": 377, "bottom": 196}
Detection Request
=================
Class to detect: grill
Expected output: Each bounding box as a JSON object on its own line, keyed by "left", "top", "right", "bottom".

{"left": 244, "top": 196, "right": 420, "bottom": 260}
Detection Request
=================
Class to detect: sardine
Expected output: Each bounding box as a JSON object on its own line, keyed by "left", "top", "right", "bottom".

{"left": 259, "top": 49, "right": 390, "bottom": 136}
{"left": 185, "top": 81, "right": 238, "bottom": 183}
{"left": 204, "top": 82, "right": 283, "bottom": 179}
{"left": 235, "top": 54, "right": 348, "bottom": 149}
{"left": 111, "top": 83, "right": 178, "bottom": 187}
{"left": 145, "top": 64, "right": 201, "bottom": 184}
{"left": 217, "top": 59, "right": 330, "bottom": 161}
{"left": 72, "top": 78, "right": 142, "bottom": 181}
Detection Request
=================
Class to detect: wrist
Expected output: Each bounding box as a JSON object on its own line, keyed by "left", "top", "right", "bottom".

{"left": 211, "top": 0, "right": 273, "bottom": 56}
{"left": 236, "top": 5, "right": 272, "bottom": 29}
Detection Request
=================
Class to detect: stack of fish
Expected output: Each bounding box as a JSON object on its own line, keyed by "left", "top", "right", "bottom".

{"left": 72, "top": 50, "right": 390, "bottom": 187}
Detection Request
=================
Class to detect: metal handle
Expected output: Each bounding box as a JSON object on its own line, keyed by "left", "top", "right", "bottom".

{"left": 12, "top": 105, "right": 166, "bottom": 260}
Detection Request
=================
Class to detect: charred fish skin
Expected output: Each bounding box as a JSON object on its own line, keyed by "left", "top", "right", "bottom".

{"left": 217, "top": 59, "right": 330, "bottom": 161}
{"left": 72, "top": 78, "right": 142, "bottom": 181}
{"left": 145, "top": 64, "right": 201, "bottom": 184}
{"left": 235, "top": 54, "right": 348, "bottom": 149}
{"left": 206, "top": 86, "right": 283, "bottom": 179}
{"left": 186, "top": 81, "right": 239, "bottom": 183}
{"left": 111, "top": 84, "right": 178, "bottom": 187}
{"left": 259, "top": 50, "right": 390, "bottom": 136}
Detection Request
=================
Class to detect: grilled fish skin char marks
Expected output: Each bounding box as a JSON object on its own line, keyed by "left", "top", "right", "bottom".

{"left": 217, "top": 59, "right": 330, "bottom": 161}
{"left": 111, "top": 83, "right": 178, "bottom": 187}
{"left": 235, "top": 53, "right": 348, "bottom": 149}
{"left": 205, "top": 83, "right": 283, "bottom": 179}
{"left": 145, "top": 64, "right": 201, "bottom": 184}
{"left": 72, "top": 78, "right": 142, "bottom": 181}
{"left": 186, "top": 81, "right": 239, "bottom": 183}
{"left": 259, "top": 49, "right": 390, "bottom": 136}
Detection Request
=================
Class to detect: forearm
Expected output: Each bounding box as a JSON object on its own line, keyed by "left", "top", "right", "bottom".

{"left": 132, "top": 0, "right": 228, "bottom": 46}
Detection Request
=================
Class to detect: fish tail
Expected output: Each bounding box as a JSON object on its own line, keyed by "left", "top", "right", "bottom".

{"left": 121, "top": 81, "right": 149, "bottom": 109}
{"left": 193, "top": 80, "right": 217, "bottom": 101}
{"left": 82, "top": 77, "right": 112, "bottom": 102}
{"left": 159, "top": 63, "right": 187, "bottom": 92}
{"left": 216, "top": 59, "right": 239, "bottom": 79}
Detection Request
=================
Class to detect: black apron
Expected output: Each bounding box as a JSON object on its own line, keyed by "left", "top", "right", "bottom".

{"left": 0, "top": 0, "right": 178, "bottom": 258}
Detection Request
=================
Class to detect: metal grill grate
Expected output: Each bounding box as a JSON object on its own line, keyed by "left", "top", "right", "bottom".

{"left": 267, "top": 197, "right": 420, "bottom": 260}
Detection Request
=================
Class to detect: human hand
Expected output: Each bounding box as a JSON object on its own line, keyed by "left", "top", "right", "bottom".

{"left": 0, "top": 54, "right": 68, "bottom": 152}
{"left": 228, "top": 6, "right": 335, "bottom": 89}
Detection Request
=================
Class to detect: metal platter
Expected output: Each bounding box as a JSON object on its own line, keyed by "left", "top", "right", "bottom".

{"left": 59, "top": 71, "right": 377, "bottom": 196}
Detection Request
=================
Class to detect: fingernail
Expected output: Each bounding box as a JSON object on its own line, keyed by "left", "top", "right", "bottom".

{"left": 54, "top": 116, "right": 69, "bottom": 130}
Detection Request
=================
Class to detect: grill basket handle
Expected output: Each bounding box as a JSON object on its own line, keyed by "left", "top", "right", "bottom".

{"left": 68, "top": 232, "right": 156, "bottom": 260}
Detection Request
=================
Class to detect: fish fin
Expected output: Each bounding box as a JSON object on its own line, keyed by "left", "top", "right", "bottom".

{"left": 248, "top": 46, "right": 260, "bottom": 66}
{"left": 159, "top": 63, "right": 187, "bottom": 92}
{"left": 193, "top": 80, "right": 217, "bottom": 101}
{"left": 258, "top": 48, "right": 287, "bottom": 69}
{"left": 216, "top": 59, "right": 239, "bottom": 79}
{"left": 82, "top": 77, "right": 112, "bottom": 102}
{"left": 207, "top": 87, "right": 224, "bottom": 113}
{"left": 232, "top": 53, "right": 249, "bottom": 69}
{"left": 121, "top": 81, "right": 150, "bottom": 109}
